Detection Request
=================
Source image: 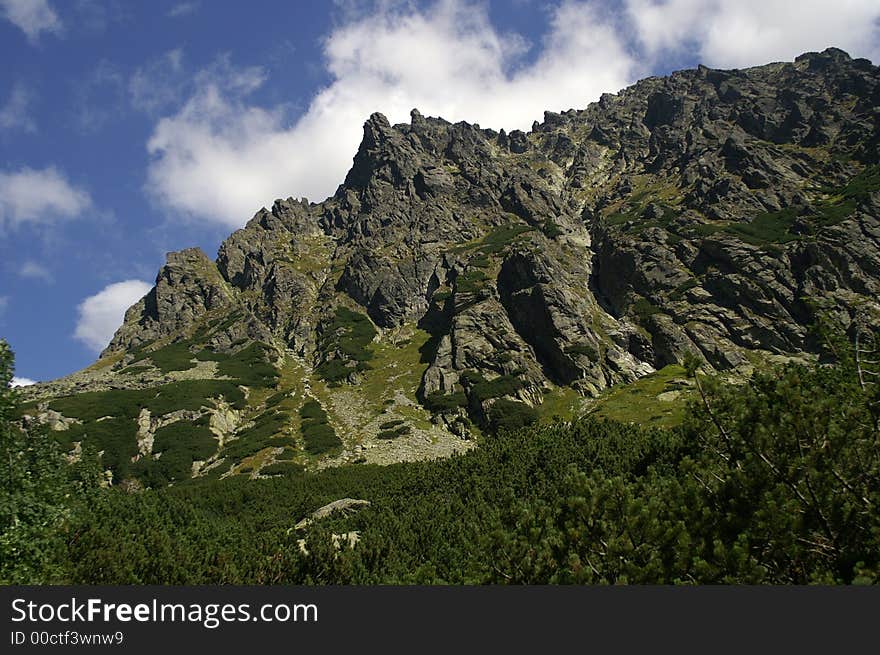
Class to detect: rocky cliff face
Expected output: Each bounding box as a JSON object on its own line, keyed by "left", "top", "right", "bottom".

{"left": 116, "top": 48, "right": 879, "bottom": 391}
{"left": 20, "top": 48, "right": 880, "bottom": 484}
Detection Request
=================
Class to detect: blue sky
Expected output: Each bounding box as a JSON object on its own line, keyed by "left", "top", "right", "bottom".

{"left": 1, "top": 0, "right": 878, "bottom": 385}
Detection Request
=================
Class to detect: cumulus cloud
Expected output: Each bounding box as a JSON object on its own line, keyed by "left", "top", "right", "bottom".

{"left": 0, "top": 0, "right": 62, "bottom": 42}
{"left": 73, "top": 280, "right": 152, "bottom": 353}
{"left": 19, "top": 260, "right": 52, "bottom": 282}
{"left": 144, "top": 0, "right": 880, "bottom": 228}
{"left": 145, "top": 1, "right": 637, "bottom": 226}
{"left": 626, "top": 0, "right": 880, "bottom": 69}
{"left": 11, "top": 376, "right": 36, "bottom": 387}
{"left": 0, "top": 167, "right": 91, "bottom": 227}
{"left": 0, "top": 83, "right": 36, "bottom": 133}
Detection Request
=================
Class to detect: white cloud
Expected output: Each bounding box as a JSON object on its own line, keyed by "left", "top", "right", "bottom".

{"left": 0, "top": 167, "right": 91, "bottom": 227}
{"left": 74, "top": 280, "right": 152, "bottom": 353}
{"left": 19, "top": 260, "right": 52, "bottom": 281}
{"left": 168, "top": 1, "right": 199, "bottom": 18}
{"left": 129, "top": 49, "right": 187, "bottom": 116}
{"left": 0, "top": 0, "right": 62, "bottom": 42}
{"left": 0, "top": 83, "right": 36, "bottom": 133}
{"left": 145, "top": 1, "right": 638, "bottom": 227}
{"left": 626, "top": 0, "right": 880, "bottom": 69}
{"left": 11, "top": 376, "right": 36, "bottom": 387}
{"left": 144, "top": 0, "right": 880, "bottom": 228}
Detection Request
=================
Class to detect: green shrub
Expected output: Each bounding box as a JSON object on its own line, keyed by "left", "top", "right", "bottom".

{"left": 422, "top": 391, "right": 468, "bottom": 412}
{"left": 379, "top": 419, "right": 405, "bottom": 430}
{"left": 480, "top": 224, "right": 533, "bottom": 253}
{"left": 144, "top": 343, "right": 197, "bottom": 373}
{"left": 217, "top": 343, "right": 278, "bottom": 387}
{"left": 724, "top": 208, "right": 799, "bottom": 244}
{"left": 486, "top": 399, "right": 539, "bottom": 432}
{"left": 812, "top": 166, "right": 880, "bottom": 226}
{"left": 542, "top": 220, "right": 564, "bottom": 238}
{"left": 300, "top": 400, "right": 326, "bottom": 421}
{"left": 315, "top": 359, "right": 355, "bottom": 384}
{"left": 56, "top": 334, "right": 880, "bottom": 585}
{"left": 377, "top": 426, "right": 411, "bottom": 440}
{"left": 195, "top": 348, "right": 228, "bottom": 362}
{"left": 463, "top": 372, "right": 524, "bottom": 403}
{"left": 301, "top": 423, "right": 342, "bottom": 455}
{"left": 299, "top": 401, "right": 342, "bottom": 455}
{"left": 74, "top": 418, "right": 138, "bottom": 481}
{"left": 261, "top": 461, "right": 305, "bottom": 477}
{"left": 47, "top": 381, "right": 246, "bottom": 480}
{"left": 135, "top": 420, "right": 218, "bottom": 484}
{"left": 264, "top": 390, "right": 291, "bottom": 408}
{"left": 316, "top": 308, "right": 377, "bottom": 384}
{"left": 631, "top": 297, "right": 663, "bottom": 321}
{"left": 469, "top": 253, "right": 491, "bottom": 269}
{"left": 455, "top": 269, "right": 488, "bottom": 294}
{"left": 219, "top": 411, "right": 295, "bottom": 469}
{"left": 565, "top": 343, "right": 598, "bottom": 360}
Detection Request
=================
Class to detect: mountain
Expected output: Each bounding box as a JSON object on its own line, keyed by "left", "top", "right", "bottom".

{"left": 19, "top": 48, "right": 880, "bottom": 488}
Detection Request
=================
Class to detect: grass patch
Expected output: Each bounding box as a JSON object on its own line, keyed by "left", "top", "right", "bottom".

{"left": 537, "top": 386, "right": 585, "bottom": 422}
{"left": 455, "top": 269, "right": 489, "bottom": 294}
{"left": 724, "top": 208, "right": 799, "bottom": 245}
{"left": 688, "top": 223, "right": 725, "bottom": 237}
{"left": 358, "top": 328, "right": 432, "bottom": 408}
{"left": 589, "top": 364, "right": 691, "bottom": 428}
{"left": 814, "top": 164, "right": 880, "bottom": 226}
{"left": 479, "top": 224, "right": 533, "bottom": 254}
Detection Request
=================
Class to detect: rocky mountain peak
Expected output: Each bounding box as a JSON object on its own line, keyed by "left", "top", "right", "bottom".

{"left": 21, "top": 50, "right": 880, "bottom": 485}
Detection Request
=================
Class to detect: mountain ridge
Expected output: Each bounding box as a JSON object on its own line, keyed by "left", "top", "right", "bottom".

{"left": 19, "top": 47, "right": 880, "bottom": 487}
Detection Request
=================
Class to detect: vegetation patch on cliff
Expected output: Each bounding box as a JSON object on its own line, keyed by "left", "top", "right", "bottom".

{"left": 299, "top": 400, "right": 342, "bottom": 455}
{"left": 316, "top": 307, "right": 377, "bottom": 385}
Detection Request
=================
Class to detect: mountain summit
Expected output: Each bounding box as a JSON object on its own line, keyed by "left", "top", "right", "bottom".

{"left": 21, "top": 48, "right": 880, "bottom": 487}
